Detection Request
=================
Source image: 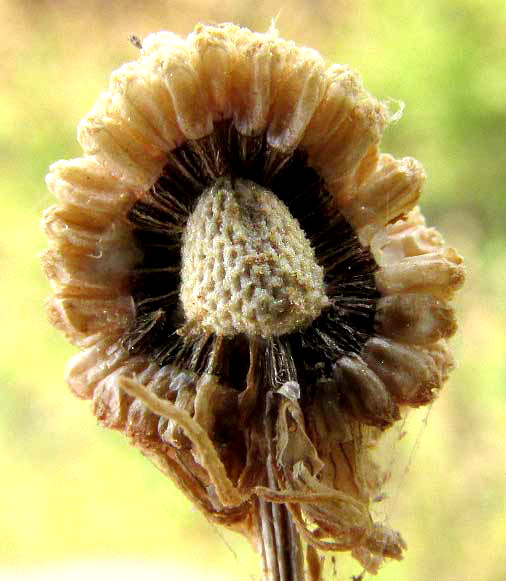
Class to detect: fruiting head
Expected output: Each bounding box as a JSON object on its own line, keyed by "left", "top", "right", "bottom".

{"left": 180, "top": 177, "right": 328, "bottom": 336}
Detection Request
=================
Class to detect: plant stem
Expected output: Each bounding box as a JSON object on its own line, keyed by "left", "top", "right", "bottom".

{"left": 257, "top": 388, "right": 306, "bottom": 581}
{"left": 257, "top": 472, "right": 305, "bottom": 581}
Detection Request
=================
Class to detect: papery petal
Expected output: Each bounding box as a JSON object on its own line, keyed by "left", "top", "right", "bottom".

{"left": 375, "top": 248, "right": 465, "bottom": 298}
{"left": 92, "top": 361, "right": 146, "bottom": 428}
{"left": 267, "top": 44, "right": 326, "bottom": 151}
{"left": 78, "top": 93, "right": 167, "bottom": 187}
{"left": 65, "top": 338, "right": 128, "bottom": 398}
{"left": 339, "top": 155, "right": 425, "bottom": 245}
{"left": 109, "top": 62, "right": 184, "bottom": 151}
{"left": 305, "top": 91, "right": 388, "bottom": 183}
{"left": 41, "top": 220, "right": 141, "bottom": 290}
{"left": 361, "top": 337, "right": 454, "bottom": 405}
{"left": 188, "top": 23, "right": 240, "bottom": 121}
{"left": 43, "top": 205, "right": 104, "bottom": 252}
{"left": 142, "top": 33, "right": 213, "bottom": 140}
{"left": 350, "top": 145, "right": 381, "bottom": 187}
{"left": 46, "top": 294, "right": 134, "bottom": 339}
{"left": 371, "top": 207, "right": 446, "bottom": 265}
{"left": 230, "top": 27, "right": 273, "bottom": 135}
{"left": 301, "top": 65, "right": 362, "bottom": 148}
{"left": 46, "top": 157, "right": 137, "bottom": 217}
{"left": 375, "top": 293, "right": 457, "bottom": 345}
{"left": 335, "top": 355, "right": 400, "bottom": 429}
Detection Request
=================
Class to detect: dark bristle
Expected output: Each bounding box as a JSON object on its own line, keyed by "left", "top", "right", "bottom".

{"left": 121, "top": 309, "right": 167, "bottom": 354}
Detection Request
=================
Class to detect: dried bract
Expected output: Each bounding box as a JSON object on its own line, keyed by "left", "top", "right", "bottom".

{"left": 42, "top": 22, "right": 464, "bottom": 579}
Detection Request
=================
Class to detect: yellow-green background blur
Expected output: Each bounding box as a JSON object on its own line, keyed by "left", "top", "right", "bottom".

{"left": 1, "top": 0, "right": 505, "bottom": 579}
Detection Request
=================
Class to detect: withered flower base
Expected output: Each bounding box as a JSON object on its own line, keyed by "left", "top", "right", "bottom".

{"left": 42, "top": 23, "right": 464, "bottom": 580}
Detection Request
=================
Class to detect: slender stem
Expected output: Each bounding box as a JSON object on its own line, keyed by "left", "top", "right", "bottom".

{"left": 257, "top": 484, "right": 305, "bottom": 581}
{"left": 257, "top": 392, "right": 305, "bottom": 581}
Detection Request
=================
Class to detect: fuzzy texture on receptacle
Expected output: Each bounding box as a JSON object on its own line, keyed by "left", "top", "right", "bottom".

{"left": 180, "top": 178, "right": 328, "bottom": 337}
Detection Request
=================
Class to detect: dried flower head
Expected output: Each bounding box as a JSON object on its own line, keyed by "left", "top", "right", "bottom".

{"left": 42, "top": 23, "right": 465, "bottom": 579}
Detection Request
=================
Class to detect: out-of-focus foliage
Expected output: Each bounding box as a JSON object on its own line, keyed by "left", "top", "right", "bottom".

{"left": 0, "top": 0, "right": 504, "bottom": 579}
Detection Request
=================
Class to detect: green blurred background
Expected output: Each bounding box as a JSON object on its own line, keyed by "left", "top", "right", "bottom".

{"left": 1, "top": 0, "right": 505, "bottom": 579}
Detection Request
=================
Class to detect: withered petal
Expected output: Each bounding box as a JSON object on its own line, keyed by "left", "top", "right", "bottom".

{"left": 375, "top": 248, "right": 465, "bottom": 298}
{"left": 335, "top": 355, "right": 401, "bottom": 429}
{"left": 340, "top": 154, "right": 425, "bottom": 245}
{"left": 375, "top": 293, "right": 457, "bottom": 345}
{"left": 361, "top": 337, "right": 454, "bottom": 406}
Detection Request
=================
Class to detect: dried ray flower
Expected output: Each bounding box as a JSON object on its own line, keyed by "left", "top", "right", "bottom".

{"left": 42, "top": 23, "right": 465, "bottom": 580}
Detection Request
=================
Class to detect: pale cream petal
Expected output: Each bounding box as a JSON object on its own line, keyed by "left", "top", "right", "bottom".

{"left": 106, "top": 85, "right": 170, "bottom": 152}
{"left": 93, "top": 361, "right": 146, "bottom": 429}
{"left": 301, "top": 64, "right": 388, "bottom": 183}
{"left": 46, "top": 157, "right": 136, "bottom": 216}
{"left": 338, "top": 155, "right": 425, "bottom": 245}
{"left": 110, "top": 62, "right": 184, "bottom": 150}
{"left": 361, "top": 337, "right": 454, "bottom": 405}
{"left": 43, "top": 201, "right": 140, "bottom": 298}
{"left": 375, "top": 248, "right": 465, "bottom": 298}
{"left": 307, "top": 99, "right": 388, "bottom": 184}
{"left": 46, "top": 294, "right": 134, "bottom": 339}
{"left": 335, "top": 355, "right": 400, "bottom": 429}
{"left": 140, "top": 31, "right": 185, "bottom": 59}
{"left": 108, "top": 63, "right": 184, "bottom": 152}
{"left": 370, "top": 207, "right": 446, "bottom": 265}
{"left": 426, "top": 340, "right": 455, "bottom": 381}
{"left": 350, "top": 145, "right": 381, "bottom": 187}
{"left": 78, "top": 92, "right": 167, "bottom": 188}
{"left": 42, "top": 248, "right": 96, "bottom": 289}
{"left": 230, "top": 27, "right": 273, "bottom": 135}
{"left": 188, "top": 23, "right": 240, "bottom": 121}
{"left": 301, "top": 65, "right": 362, "bottom": 148}
{"left": 382, "top": 204, "right": 425, "bottom": 234}
{"left": 41, "top": 220, "right": 141, "bottom": 290}
{"left": 266, "top": 45, "right": 326, "bottom": 151}
{"left": 42, "top": 205, "right": 103, "bottom": 252}
{"left": 64, "top": 338, "right": 128, "bottom": 399}
{"left": 42, "top": 200, "right": 112, "bottom": 232}
{"left": 375, "top": 293, "right": 457, "bottom": 344}
{"left": 142, "top": 35, "right": 213, "bottom": 140}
